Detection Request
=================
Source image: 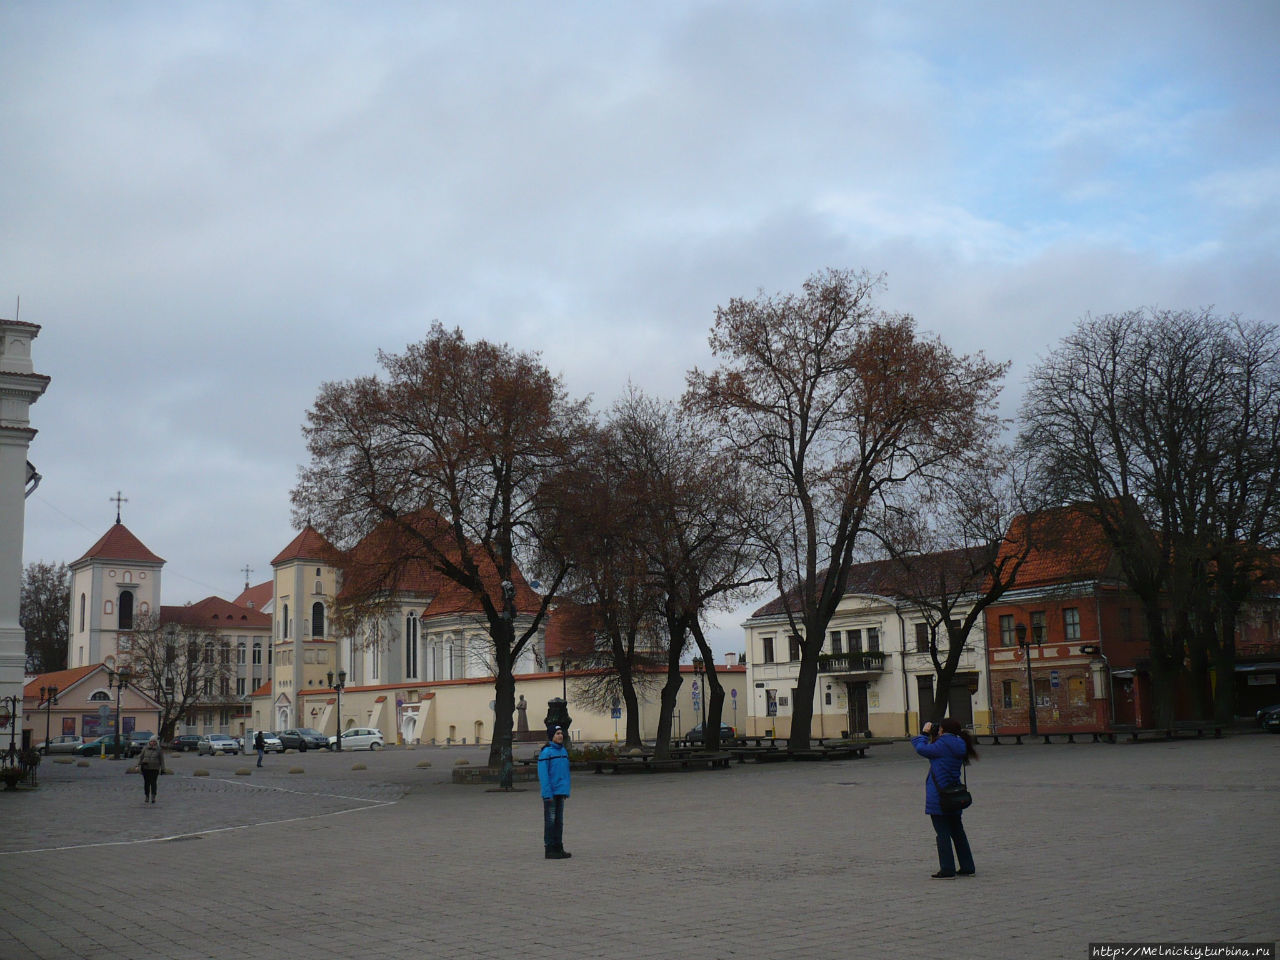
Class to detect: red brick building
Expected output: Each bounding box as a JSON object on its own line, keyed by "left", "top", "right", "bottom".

{"left": 986, "top": 507, "right": 1158, "bottom": 733}
{"left": 986, "top": 505, "right": 1280, "bottom": 733}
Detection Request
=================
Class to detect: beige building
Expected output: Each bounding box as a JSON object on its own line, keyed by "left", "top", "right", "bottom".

{"left": 743, "top": 555, "right": 993, "bottom": 739}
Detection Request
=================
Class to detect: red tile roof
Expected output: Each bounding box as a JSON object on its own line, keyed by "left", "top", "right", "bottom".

{"left": 751, "top": 547, "right": 989, "bottom": 619}
{"left": 73, "top": 523, "right": 164, "bottom": 565}
{"left": 161, "top": 596, "right": 271, "bottom": 629}
{"left": 234, "top": 580, "right": 274, "bottom": 610}
{"left": 338, "top": 510, "right": 541, "bottom": 615}
{"left": 543, "top": 600, "right": 599, "bottom": 659}
{"left": 23, "top": 664, "right": 100, "bottom": 698}
{"left": 250, "top": 679, "right": 272, "bottom": 697}
{"left": 271, "top": 525, "right": 338, "bottom": 566}
{"left": 996, "top": 505, "right": 1118, "bottom": 589}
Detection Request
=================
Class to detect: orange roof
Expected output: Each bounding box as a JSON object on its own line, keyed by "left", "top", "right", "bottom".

{"left": 338, "top": 510, "right": 541, "bottom": 615}
{"left": 996, "top": 505, "right": 1118, "bottom": 589}
{"left": 272, "top": 525, "right": 338, "bottom": 566}
{"left": 234, "top": 580, "right": 274, "bottom": 610}
{"left": 73, "top": 523, "right": 163, "bottom": 565}
{"left": 250, "top": 679, "right": 273, "bottom": 697}
{"left": 544, "top": 600, "right": 599, "bottom": 659}
{"left": 161, "top": 596, "right": 271, "bottom": 629}
{"left": 23, "top": 664, "right": 100, "bottom": 698}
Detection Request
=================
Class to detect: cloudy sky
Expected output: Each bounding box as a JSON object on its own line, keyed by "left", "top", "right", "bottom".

{"left": 5, "top": 1, "right": 1277, "bottom": 657}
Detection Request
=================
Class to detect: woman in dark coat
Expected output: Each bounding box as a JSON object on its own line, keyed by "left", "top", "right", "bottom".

{"left": 911, "top": 717, "right": 977, "bottom": 878}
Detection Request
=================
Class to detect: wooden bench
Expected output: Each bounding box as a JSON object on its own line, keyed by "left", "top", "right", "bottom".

{"left": 1104, "top": 724, "right": 1224, "bottom": 743}
{"left": 591, "top": 752, "right": 732, "bottom": 774}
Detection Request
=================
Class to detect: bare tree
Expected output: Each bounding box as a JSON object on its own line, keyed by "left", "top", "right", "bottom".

{"left": 873, "top": 453, "right": 1043, "bottom": 725}
{"left": 21, "top": 560, "right": 69, "bottom": 673}
{"left": 539, "top": 426, "right": 667, "bottom": 748}
{"left": 610, "top": 390, "right": 770, "bottom": 756}
{"left": 1020, "top": 309, "right": 1280, "bottom": 725}
{"left": 121, "top": 611, "right": 236, "bottom": 742}
{"left": 686, "top": 268, "right": 1007, "bottom": 750}
{"left": 293, "top": 323, "right": 590, "bottom": 767}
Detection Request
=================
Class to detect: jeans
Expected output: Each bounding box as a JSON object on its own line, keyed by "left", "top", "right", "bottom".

{"left": 930, "top": 813, "right": 975, "bottom": 875}
{"left": 543, "top": 796, "right": 565, "bottom": 848}
{"left": 256, "top": 748, "right": 264, "bottom": 766}
{"left": 141, "top": 768, "right": 160, "bottom": 799}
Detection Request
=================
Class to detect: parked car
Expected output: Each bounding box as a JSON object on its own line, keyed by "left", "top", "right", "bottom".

{"left": 35, "top": 735, "right": 84, "bottom": 754}
{"left": 1255, "top": 703, "right": 1280, "bottom": 726}
{"left": 197, "top": 734, "right": 242, "bottom": 756}
{"left": 1264, "top": 712, "right": 1280, "bottom": 734}
{"left": 255, "top": 732, "right": 284, "bottom": 753}
{"left": 74, "top": 734, "right": 132, "bottom": 757}
{"left": 169, "top": 734, "right": 202, "bottom": 752}
{"left": 685, "top": 722, "right": 737, "bottom": 744}
{"left": 327, "top": 727, "right": 385, "bottom": 751}
{"left": 278, "top": 728, "right": 328, "bottom": 752}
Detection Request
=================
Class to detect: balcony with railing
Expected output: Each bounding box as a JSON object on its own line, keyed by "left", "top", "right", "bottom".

{"left": 818, "top": 651, "right": 886, "bottom": 674}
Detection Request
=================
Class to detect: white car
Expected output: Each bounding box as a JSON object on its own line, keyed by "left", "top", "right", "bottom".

{"left": 327, "top": 727, "right": 385, "bottom": 750}
{"left": 253, "top": 732, "right": 284, "bottom": 753}
{"left": 197, "top": 734, "right": 241, "bottom": 756}
{"left": 36, "top": 735, "right": 85, "bottom": 754}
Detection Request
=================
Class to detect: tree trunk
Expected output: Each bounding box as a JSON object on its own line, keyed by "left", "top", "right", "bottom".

{"left": 622, "top": 679, "right": 643, "bottom": 748}
{"left": 690, "top": 621, "right": 725, "bottom": 750}
{"left": 487, "top": 618, "right": 517, "bottom": 768}
{"left": 789, "top": 627, "right": 822, "bottom": 752}
{"left": 1212, "top": 608, "right": 1237, "bottom": 726}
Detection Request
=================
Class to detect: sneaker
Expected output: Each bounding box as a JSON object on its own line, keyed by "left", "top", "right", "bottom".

{"left": 957, "top": 870, "right": 975, "bottom": 877}
{"left": 930, "top": 871, "right": 955, "bottom": 879}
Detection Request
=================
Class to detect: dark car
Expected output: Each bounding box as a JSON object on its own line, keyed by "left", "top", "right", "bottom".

{"left": 278, "top": 728, "right": 328, "bottom": 752}
{"left": 685, "top": 722, "right": 737, "bottom": 744}
{"left": 1255, "top": 703, "right": 1280, "bottom": 727}
{"left": 74, "top": 734, "right": 132, "bottom": 757}
{"left": 1262, "top": 709, "right": 1280, "bottom": 734}
{"left": 169, "top": 734, "right": 202, "bottom": 752}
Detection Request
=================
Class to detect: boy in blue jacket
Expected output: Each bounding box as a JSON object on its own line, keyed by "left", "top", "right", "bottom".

{"left": 538, "top": 726, "right": 572, "bottom": 859}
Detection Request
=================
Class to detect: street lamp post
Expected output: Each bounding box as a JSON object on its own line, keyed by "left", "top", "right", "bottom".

{"left": 39, "top": 685, "right": 58, "bottom": 754}
{"left": 326, "top": 670, "right": 347, "bottom": 751}
{"left": 107, "top": 667, "right": 131, "bottom": 759}
{"left": 1015, "top": 622, "right": 1039, "bottom": 737}
{"left": 0, "top": 695, "right": 19, "bottom": 768}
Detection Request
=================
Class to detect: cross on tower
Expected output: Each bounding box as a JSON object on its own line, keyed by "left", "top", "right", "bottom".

{"left": 242, "top": 565, "right": 253, "bottom": 590}
{"left": 110, "top": 490, "right": 128, "bottom": 524}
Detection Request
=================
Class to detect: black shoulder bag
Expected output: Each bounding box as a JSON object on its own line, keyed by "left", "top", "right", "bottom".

{"left": 930, "top": 763, "right": 973, "bottom": 813}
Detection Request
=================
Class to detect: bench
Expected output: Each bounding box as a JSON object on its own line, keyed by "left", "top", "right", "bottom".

{"left": 1104, "top": 723, "right": 1224, "bottom": 743}
{"left": 591, "top": 752, "right": 732, "bottom": 774}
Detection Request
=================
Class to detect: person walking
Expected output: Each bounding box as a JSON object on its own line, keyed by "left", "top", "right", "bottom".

{"left": 137, "top": 736, "right": 166, "bottom": 804}
{"left": 254, "top": 730, "right": 265, "bottom": 767}
{"left": 537, "top": 726, "right": 571, "bottom": 859}
{"left": 911, "top": 717, "right": 977, "bottom": 878}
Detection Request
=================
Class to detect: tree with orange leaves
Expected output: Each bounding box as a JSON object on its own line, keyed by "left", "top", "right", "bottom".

{"left": 293, "top": 323, "right": 590, "bottom": 767}
{"left": 685, "top": 269, "right": 1007, "bottom": 751}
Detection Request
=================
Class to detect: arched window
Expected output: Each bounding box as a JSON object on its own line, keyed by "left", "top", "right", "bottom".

{"left": 79, "top": 593, "right": 86, "bottom": 632}
{"left": 89, "top": 690, "right": 110, "bottom": 702}
{"left": 311, "top": 602, "right": 325, "bottom": 638}
{"left": 405, "top": 613, "right": 419, "bottom": 678}
{"left": 118, "top": 591, "right": 134, "bottom": 630}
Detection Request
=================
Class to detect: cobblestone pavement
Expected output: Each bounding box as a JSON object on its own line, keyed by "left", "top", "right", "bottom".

{"left": 1, "top": 735, "right": 1276, "bottom": 960}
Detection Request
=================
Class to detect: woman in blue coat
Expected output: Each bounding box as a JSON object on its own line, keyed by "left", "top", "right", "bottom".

{"left": 538, "top": 726, "right": 572, "bottom": 859}
{"left": 911, "top": 717, "right": 977, "bottom": 878}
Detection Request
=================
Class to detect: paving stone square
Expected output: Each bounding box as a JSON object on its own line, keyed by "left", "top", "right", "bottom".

{"left": 1, "top": 735, "right": 1276, "bottom": 960}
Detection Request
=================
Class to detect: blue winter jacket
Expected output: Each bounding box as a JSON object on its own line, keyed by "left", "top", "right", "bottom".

{"left": 911, "top": 732, "right": 968, "bottom": 816}
{"left": 537, "top": 741, "right": 571, "bottom": 799}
